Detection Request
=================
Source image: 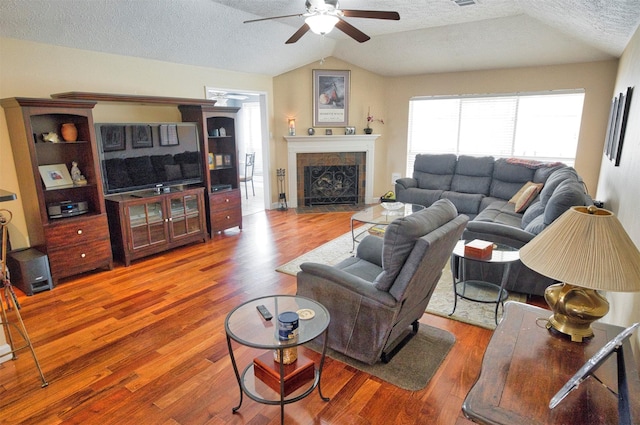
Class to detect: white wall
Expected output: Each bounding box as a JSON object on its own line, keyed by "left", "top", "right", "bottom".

{"left": 596, "top": 25, "right": 640, "bottom": 366}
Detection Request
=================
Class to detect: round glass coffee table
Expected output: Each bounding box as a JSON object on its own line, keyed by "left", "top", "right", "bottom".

{"left": 450, "top": 240, "right": 520, "bottom": 324}
{"left": 225, "top": 295, "right": 330, "bottom": 425}
{"left": 350, "top": 202, "right": 425, "bottom": 249}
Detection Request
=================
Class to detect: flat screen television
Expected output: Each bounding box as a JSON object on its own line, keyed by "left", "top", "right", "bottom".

{"left": 96, "top": 122, "right": 203, "bottom": 195}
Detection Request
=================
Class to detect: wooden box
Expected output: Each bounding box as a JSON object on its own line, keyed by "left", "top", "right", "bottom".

{"left": 464, "top": 239, "right": 494, "bottom": 259}
{"left": 253, "top": 350, "right": 315, "bottom": 396}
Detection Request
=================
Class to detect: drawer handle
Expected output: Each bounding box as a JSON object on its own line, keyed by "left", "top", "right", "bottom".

{"left": 77, "top": 229, "right": 83, "bottom": 235}
{"left": 225, "top": 198, "right": 230, "bottom": 203}
{"left": 81, "top": 253, "right": 86, "bottom": 258}
{"left": 226, "top": 215, "right": 230, "bottom": 220}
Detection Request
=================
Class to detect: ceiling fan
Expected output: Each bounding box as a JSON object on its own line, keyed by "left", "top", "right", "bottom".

{"left": 243, "top": 0, "right": 400, "bottom": 44}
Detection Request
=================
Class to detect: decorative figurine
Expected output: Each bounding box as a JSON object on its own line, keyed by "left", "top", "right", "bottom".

{"left": 70, "top": 161, "right": 87, "bottom": 186}
{"left": 42, "top": 132, "right": 60, "bottom": 143}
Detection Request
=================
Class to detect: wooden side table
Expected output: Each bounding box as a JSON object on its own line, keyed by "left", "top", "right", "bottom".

{"left": 463, "top": 301, "right": 640, "bottom": 425}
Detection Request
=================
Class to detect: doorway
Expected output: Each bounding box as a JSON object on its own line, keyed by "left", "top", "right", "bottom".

{"left": 205, "top": 87, "right": 270, "bottom": 216}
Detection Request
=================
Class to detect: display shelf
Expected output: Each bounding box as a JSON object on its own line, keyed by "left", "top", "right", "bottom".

{"left": 1, "top": 97, "right": 113, "bottom": 285}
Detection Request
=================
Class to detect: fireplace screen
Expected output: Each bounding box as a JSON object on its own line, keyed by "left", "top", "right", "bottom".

{"left": 304, "top": 165, "right": 359, "bottom": 206}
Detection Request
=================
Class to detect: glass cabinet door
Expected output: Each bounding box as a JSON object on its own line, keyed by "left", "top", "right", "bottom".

{"left": 169, "top": 194, "right": 202, "bottom": 239}
{"left": 128, "top": 200, "right": 166, "bottom": 249}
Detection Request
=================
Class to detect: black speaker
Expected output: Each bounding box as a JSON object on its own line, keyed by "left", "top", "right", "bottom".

{"left": 6, "top": 248, "right": 53, "bottom": 296}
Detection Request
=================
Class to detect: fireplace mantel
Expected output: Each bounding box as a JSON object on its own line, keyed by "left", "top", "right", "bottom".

{"left": 285, "top": 134, "right": 380, "bottom": 208}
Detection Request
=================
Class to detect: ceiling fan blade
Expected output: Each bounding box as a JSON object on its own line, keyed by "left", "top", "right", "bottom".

{"left": 341, "top": 10, "right": 400, "bottom": 20}
{"left": 244, "top": 13, "right": 302, "bottom": 24}
{"left": 335, "top": 19, "right": 370, "bottom": 43}
{"left": 286, "top": 23, "right": 311, "bottom": 44}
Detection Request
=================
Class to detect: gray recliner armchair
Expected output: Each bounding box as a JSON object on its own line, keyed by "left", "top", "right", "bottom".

{"left": 296, "top": 199, "right": 469, "bottom": 365}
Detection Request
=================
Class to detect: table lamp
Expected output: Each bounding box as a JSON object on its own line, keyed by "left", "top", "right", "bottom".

{"left": 520, "top": 205, "right": 640, "bottom": 342}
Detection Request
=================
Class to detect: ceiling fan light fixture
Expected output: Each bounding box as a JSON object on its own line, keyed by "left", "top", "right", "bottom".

{"left": 305, "top": 14, "right": 339, "bottom": 35}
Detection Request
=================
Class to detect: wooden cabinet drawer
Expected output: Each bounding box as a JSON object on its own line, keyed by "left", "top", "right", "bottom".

{"left": 45, "top": 214, "right": 110, "bottom": 249}
{"left": 209, "top": 190, "right": 241, "bottom": 208}
{"left": 47, "top": 237, "right": 112, "bottom": 279}
{"left": 211, "top": 208, "right": 242, "bottom": 231}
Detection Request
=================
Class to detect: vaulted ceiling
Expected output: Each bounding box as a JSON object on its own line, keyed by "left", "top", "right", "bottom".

{"left": 1, "top": 0, "right": 639, "bottom": 77}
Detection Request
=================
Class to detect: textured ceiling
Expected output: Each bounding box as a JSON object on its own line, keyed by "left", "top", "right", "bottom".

{"left": 1, "top": 0, "right": 639, "bottom": 77}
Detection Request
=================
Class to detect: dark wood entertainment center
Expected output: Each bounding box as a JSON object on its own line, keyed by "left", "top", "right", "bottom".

{"left": 1, "top": 97, "right": 113, "bottom": 285}
{"left": 2, "top": 92, "right": 244, "bottom": 282}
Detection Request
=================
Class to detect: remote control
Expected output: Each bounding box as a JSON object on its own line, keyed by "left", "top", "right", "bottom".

{"left": 256, "top": 304, "right": 273, "bottom": 321}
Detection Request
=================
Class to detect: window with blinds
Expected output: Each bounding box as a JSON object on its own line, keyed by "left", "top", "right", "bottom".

{"left": 406, "top": 91, "right": 585, "bottom": 176}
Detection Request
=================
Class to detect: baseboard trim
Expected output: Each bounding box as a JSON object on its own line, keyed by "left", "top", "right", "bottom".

{"left": 0, "top": 343, "right": 13, "bottom": 364}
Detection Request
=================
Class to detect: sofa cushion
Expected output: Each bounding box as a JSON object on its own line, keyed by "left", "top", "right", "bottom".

{"left": 373, "top": 199, "right": 457, "bottom": 292}
{"left": 521, "top": 200, "right": 544, "bottom": 229}
{"left": 474, "top": 200, "right": 523, "bottom": 227}
{"left": 539, "top": 167, "right": 579, "bottom": 205}
{"left": 413, "top": 154, "right": 457, "bottom": 190}
{"left": 417, "top": 173, "right": 453, "bottom": 190}
{"left": 125, "top": 156, "right": 157, "bottom": 186}
{"left": 164, "top": 164, "right": 183, "bottom": 180}
{"left": 441, "top": 191, "right": 484, "bottom": 216}
{"left": 489, "top": 158, "right": 536, "bottom": 200}
{"left": 104, "top": 158, "right": 133, "bottom": 190}
{"left": 451, "top": 155, "right": 494, "bottom": 195}
{"left": 533, "top": 164, "right": 566, "bottom": 184}
{"left": 524, "top": 214, "right": 546, "bottom": 235}
{"left": 543, "top": 180, "right": 586, "bottom": 224}
{"left": 181, "top": 163, "right": 200, "bottom": 179}
{"left": 150, "top": 154, "right": 176, "bottom": 181}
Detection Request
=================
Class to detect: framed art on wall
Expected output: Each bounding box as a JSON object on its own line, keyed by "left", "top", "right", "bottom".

{"left": 132, "top": 125, "right": 153, "bottom": 148}
{"left": 159, "top": 124, "right": 179, "bottom": 146}
{"left": 604, "top": 86, "right": 633, "bottom": 167}
{"left": 100, "top": 125, "right": 126, "bottom": 152}
{"left": 313, "top": 69, "right": 350, "bottom": 127}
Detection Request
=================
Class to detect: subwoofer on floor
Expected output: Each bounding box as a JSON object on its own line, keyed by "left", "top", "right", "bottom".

{"left": 6, "top": 248, "right": 53, "bottom": 296}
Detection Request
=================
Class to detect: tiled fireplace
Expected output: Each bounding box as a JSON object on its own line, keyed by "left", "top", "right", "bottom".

{"left": 285, "top": 135, "right": 379, "bottom": 208}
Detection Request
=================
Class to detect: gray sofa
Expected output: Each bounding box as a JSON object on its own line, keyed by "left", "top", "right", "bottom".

{"left": 396, "top": 154, "right": 592, "bottom": 296}
{"left": 297, "top": 199, "right": 468, "bottom": 364}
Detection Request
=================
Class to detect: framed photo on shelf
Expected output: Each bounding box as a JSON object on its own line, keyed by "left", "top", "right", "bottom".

{"left": 159, "top": 124, "right": 179, "bottom": 146}
{"left": 313, "top": 69, "right": 350, "bottom": 127}
{"left": 38, "top": 164, "right": 73, "bottom": 188}
{"left": 100, "top": 125, "right": 125, "bottom": 152}
{"left": 345, "top": 126, "right": 356, "bottom": 135}
{"left": 215, "top": 154, "right": 224, "bottom": 168}
{"left": 132, "top": 125, "right": 153, "bottom": 148}
{"left": 223, "top": 154, "right": 232, "bottom": 167}
{"left": 208, "top": 153, "right": 215, "bottom": 170}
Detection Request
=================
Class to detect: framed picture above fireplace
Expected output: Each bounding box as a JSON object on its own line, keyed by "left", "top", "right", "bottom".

{"left": 313, "top": 69, "right": 350, "bottom": 127}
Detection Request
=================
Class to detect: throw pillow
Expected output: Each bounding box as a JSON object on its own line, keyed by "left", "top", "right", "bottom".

{"left": 509, "top": 181, "right": 543, "bottom": 204}
{"left": 515, "top": 184, "right": 542, "bottom": 213}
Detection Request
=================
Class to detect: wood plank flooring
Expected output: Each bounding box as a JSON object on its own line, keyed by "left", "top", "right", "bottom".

{"left": 1, "top": 209, "right": 506, "bottom": 424}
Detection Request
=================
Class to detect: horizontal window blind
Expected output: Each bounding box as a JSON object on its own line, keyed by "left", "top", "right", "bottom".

{"left": 406, "top": 91, "right": 585, "bottom": 177}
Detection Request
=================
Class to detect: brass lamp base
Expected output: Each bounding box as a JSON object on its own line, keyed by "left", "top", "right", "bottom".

{"left": 544, "top": 282, "right": 609, "bottom": 342}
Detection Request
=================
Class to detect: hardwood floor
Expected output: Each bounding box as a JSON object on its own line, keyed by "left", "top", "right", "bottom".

{"left": 1, "top": 209, "right": 498, "bottom": 425}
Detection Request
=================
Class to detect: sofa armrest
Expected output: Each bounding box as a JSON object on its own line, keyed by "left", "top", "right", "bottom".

{"left": 395, "top": 177, "right": 417, "bottom": 190}
{"left": 298, "top": 262, "right": 397, "bottom": 307}
{"left": 463, "top": 220, "right": 535, "bottom": 248}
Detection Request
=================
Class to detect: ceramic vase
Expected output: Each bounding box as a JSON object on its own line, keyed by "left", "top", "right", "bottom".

{"left": 61, "top": 123, "right": 78, "bottom": 142}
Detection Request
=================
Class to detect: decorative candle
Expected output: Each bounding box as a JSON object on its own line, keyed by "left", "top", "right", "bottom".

{"left": 288, "top": 118, "right": 296, "bottom": 136}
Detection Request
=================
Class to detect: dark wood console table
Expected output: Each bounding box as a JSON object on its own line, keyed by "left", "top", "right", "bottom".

{"left": 463, "top": 301, "right": 640, "bottom": 425}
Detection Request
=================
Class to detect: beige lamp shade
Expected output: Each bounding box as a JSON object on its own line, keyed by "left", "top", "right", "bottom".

{"left": 520, "top": 206, "right": 640, "bottom": 293}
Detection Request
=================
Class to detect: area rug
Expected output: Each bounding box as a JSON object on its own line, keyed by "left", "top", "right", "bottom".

{"left": 307, "top": 325, "right": 455, "bottom": 391}
{"left": 276, "top": 230, "right": 527, "bottom": 330}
